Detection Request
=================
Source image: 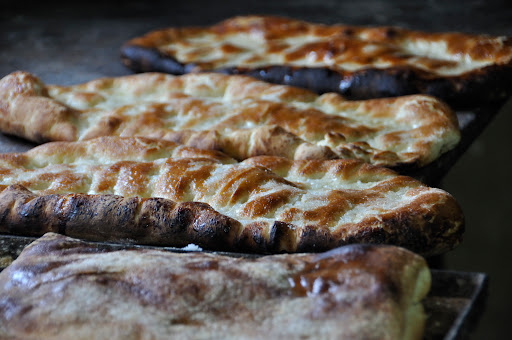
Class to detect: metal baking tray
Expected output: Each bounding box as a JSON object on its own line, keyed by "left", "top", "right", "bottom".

{"left": 0, "top": 234, "right": 488, "bottom": 340}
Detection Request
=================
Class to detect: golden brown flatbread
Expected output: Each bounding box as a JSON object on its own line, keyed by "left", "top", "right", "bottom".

{"left": 0, "top": 137, "right": 464, "bottom": 255}
{"left": 0, "top": 233, "right": 431, "bottom": 340}
{"left": 0, "top": 70, "right": 460, "bottom": 169}
{"left": 120, "top": 15, "right": 512, "bottom": 107}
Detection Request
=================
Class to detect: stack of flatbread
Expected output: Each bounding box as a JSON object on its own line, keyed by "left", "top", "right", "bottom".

{"left": 1, "top": 14, "right": 510, "bottom": 339}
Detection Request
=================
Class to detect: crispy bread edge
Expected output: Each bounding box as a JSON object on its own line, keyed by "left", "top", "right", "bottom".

{"left": 0, "top": 183, "right": 463, "bottom": 256}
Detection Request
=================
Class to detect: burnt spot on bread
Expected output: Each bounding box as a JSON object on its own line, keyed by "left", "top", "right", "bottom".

{"left": 236, "top": 221, "right": 268, "bottom": 251}
{"left": 0, "top": 185, "right": 59, "bottom": 236}
{"left": 267, "top": 221, "right": 296, "bottom": 252}
{"left": 384, "top": 27, "right": 398, "bottom": 39}
{"left": 121, "top": 45, "right": 189, "bottom": 75}
{"left": 295, "top": 225, "right": 333, "bottom": 252}
{"left": 187, "top": 207, "right": 240, "bottom": 250}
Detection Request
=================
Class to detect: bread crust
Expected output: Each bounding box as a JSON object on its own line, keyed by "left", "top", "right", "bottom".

{"left": 0, "top": 71, "right": 460, "bottom": 169}
{"left": 0, "top": 137, "right": 464, "bottom": 255}
{"left": 0, "top": 233, "right": 431, "bottom": 340}
{"left": 120, "top": 15, "right": 512, "bottom": 108}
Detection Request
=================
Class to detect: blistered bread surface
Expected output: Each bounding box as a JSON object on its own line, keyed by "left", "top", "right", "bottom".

{"left": 0, "top": 71, "right": 460, "bottom": 168}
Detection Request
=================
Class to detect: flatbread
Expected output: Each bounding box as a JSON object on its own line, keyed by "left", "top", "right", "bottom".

{"left": 0, "top": 232, "right": 431, "bottom": 340}
{"left": 0, "top": 137, "right": 464, "bottom": 256}
{"left": 0, "top": 70, "right": 460, "bottom": 169}
{"left": 120, "top": 15, "right": 512, "bottom": 108}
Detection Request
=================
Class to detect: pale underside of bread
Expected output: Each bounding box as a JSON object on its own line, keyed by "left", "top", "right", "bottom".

{"left": 0, "top": 70, "right": 460, "bottom": 169}
{"left": 0, "top": 137, "right": 464, "bottom": 256}
{"left": 0, "top": 233, "right": 431, "bottom": 340}
{"left": 120, "top": 15, "right": 512, "bottom": 108}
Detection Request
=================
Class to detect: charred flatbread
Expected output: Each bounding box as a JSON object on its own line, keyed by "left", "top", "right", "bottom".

{"left": 120, "top": 15, "right": 512, "bottom": 107}
{"left": 0, "top": 137, "right": 464, "bottom": 255}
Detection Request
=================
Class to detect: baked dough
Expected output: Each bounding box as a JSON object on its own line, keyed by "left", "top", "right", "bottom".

{"left": 0, "top": 233, "right": 431, "bottom": 340}
{"left": 0, "top": 137, "right": 464, "bottom": 255}
{"left": 0, "top": 71, "right": 460, "bottom": 168}
{"left": 120, "top": 15, "right": 512, "bottom": 107}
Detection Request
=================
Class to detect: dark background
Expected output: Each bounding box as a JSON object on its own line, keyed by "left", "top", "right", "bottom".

{"left": 1, "top": 1, "right": 511, "bottom": 338}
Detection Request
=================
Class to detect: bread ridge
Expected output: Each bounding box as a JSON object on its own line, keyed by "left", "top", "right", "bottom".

{"left": 120, "top": 15, "right": 512, "bottom": 107}
{"left": 0, "top": 137, "right": 464, "bottom": 255}
{"left": 0, "top": 70, "right": 460, "bottom": 168}
{"left": 0, "top": 232, "right": 431, "bottom": 340}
